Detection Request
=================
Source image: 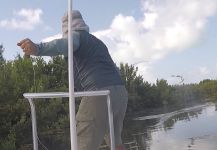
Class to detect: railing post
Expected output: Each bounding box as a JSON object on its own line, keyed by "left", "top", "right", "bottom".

{"left": 107, "top": 94, "right": 115, "bottom": 150}
{"left": 27, "top": 98, "right": 38, "bottom": 150}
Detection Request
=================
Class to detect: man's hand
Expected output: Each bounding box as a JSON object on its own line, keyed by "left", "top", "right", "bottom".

{"left": 17, "top": 38, "right": 38, "bottom": 56}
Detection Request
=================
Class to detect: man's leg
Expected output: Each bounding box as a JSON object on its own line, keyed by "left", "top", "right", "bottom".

{"left": 76, "top": 95, "right": 108, "bottom": 150}
{"left": 103, "top": 85, "right": 128, "bottom": 150}
{"left": 116, "top": 145, "right": 126, "bottom": 150}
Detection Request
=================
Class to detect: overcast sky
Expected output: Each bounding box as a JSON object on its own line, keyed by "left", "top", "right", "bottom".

{"left": 0, "top": 0, "right": 217, "bottom": 84}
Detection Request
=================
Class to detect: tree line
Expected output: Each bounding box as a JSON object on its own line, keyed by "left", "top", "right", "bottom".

{"left": 0, "top": 45, "right": 217, "bottom": 149}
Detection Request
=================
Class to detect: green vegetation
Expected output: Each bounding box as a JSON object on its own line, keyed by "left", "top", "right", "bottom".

{"left": 0, "top": 45, "right": 217, "bottom": 149}
{"left": 120, "top": 63, "right": 216, "bottom": 113}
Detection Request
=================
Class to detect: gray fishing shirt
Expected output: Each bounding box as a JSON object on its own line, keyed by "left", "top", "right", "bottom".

{"left": 73, "top": 31, "right": 123, "bottom": 90}
{"left": 36, "top": 31, "right": 123, "bottom": 90}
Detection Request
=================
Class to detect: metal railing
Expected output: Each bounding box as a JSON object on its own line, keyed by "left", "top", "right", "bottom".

{"left": 23, "top": 90, "right": 115, "bottom": 150}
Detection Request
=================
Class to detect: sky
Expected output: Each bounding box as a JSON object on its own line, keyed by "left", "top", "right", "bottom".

{"left": 0, "top": 0, "right": 217, "bottom": 84}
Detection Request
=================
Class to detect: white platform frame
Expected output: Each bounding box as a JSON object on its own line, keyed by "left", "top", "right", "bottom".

{"left": 23, "top": 0, "right": 116, "bottom": 150}
{"left": 23, "top": 91, "right": 115, "bottom": 150}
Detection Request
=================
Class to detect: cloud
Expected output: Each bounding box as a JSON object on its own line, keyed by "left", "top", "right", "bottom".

{"left": 183, "top": 66, "right": 214, "bottom": 83}
{"left": 41, "top": 0, "right": 217, "bottom": 83}
{"left": 42, "top": 34, "right": 62, "bottom": 42}
{"left": 199, "top": 67, "right": 211, "bottom": 75}
{"left": 0, "top": 8, "right": 43, "bottom": 30}
{"left": 92, "top": 0, "right": 217, "bottom": 82}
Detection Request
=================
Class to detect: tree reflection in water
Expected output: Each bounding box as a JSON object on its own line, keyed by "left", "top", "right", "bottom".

{"left": 122, "top": 103, "right": 217, "bottom": 150}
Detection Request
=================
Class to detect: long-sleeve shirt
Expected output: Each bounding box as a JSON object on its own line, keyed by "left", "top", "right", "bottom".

{"left": 36, "top": 31, "right": 123, "bottom": 91}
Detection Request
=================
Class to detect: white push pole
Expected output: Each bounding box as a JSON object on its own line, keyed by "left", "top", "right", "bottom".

{"left": 68, "top": 0, "right": 78, "bottom": 149}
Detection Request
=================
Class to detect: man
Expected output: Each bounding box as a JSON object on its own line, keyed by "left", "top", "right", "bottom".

{"left": 18, "top": 10, "right": 128, "bottom": 150}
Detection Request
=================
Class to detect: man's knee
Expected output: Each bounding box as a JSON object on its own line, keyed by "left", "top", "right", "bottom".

{"left": 116, "top": 144, "right": 126, "bottom": 150}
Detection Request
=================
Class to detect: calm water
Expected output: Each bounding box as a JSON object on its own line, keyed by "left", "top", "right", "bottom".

{"left": 123, "top": 103, "right": 217, "bottom": 150}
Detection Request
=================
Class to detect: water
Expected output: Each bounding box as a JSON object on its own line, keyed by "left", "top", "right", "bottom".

{"left": 123, "top": 103, "right": 217, "bottom": 150}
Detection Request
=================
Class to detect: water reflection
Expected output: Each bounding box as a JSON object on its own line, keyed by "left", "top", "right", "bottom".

{"left": 123, "top": 103, "right": 217, "bottom": 150}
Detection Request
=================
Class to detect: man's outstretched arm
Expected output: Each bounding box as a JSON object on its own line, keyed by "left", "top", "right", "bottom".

{"left": 17, "top": 32, "right": 80, "bottom": 57}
